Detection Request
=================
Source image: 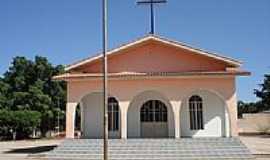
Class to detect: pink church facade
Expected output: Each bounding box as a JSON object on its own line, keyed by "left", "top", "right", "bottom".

{"left": 54, "top": 35, "right": 250, "bottom": 139}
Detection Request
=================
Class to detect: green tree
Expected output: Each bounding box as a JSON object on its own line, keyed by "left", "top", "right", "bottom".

{"left": 0, "top": 110, "right": 41, "bottom": 140}
{"left": 0, "top": 109, "right": 13, "bottom": 139}
{"left": 0, "top": 79, "right": 10, "bottom": 109}
{"left": 237, "top": 101, "right": 259, "bottom": 118}
{"left": 238, "top": 73, "right": 270, "bottom": 118}
{"left": 1, "top": 56, "right": 66, "bottom": 138}
{"left": 12, "top": 110, "right": 41, "bottom": 139}
{"left": 255, "top": 74, "right": 270, "bottom": 112}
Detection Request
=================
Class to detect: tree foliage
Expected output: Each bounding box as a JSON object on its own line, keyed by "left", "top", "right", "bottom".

{"left": 0, "top": 110, "right": 41, "bottom": 140}
{"left": 255, "top": 74, "right": 270, "bottom": 111}
{"left": 0, "top": 56, "right": 66, "bottom": 139}
{"left": 238, "top": 73, "right": 270, "bottom": 118}
{"left": 237, "top": 101, "right": 262, "bottom": 118}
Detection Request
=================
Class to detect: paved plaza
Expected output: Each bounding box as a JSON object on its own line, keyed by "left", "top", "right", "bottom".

{"left": 240, "top": 135, "right": 270, "bottom": 160}
{"left": 0, "top": 139, "right": 62, "bottom": 160}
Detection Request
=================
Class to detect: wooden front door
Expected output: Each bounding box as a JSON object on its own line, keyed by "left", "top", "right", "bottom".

{"left": 140, "top": 100, "right": 168, "bottom": 138}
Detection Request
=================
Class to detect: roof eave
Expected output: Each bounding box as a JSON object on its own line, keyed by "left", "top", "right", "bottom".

{"left": 53, "top": 71, "right": 251, "bottom": 81}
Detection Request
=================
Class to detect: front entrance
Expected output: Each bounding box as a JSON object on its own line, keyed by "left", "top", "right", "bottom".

{"left": 140, "top": 100, "right": 168, "bottom": 138}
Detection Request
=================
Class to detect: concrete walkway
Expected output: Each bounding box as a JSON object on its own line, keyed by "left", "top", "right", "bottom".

{"left": 240, "top": 135, "right": 270, "bottom": 160}
{"left": 0, "top": 139, "right": 62, "bottom": 160}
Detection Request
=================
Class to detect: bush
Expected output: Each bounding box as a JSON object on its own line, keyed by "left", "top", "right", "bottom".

{"left": 0, "top": 110, "right": 41, "bottom": 140}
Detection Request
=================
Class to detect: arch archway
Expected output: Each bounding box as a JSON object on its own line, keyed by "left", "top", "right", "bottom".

{"left": 180, "top": 90, "right": 230, "bottom": 137}
{"left": 127, "top": 90, "right": 174, "bottom": 138}
{"left": 140, "top": 100, "right": 168, "bottom": 138}
{"left": 80, "top": 92, "right": 121, "bottom": 139}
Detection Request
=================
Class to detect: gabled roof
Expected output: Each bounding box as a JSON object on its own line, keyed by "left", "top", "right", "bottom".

{"left": 65, "top": 34, "right": 242, "bottom": 71}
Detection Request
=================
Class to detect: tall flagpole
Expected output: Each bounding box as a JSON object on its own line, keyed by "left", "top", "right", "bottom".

{"left": 102, "top": 0, "right": 109, "bottom": 160}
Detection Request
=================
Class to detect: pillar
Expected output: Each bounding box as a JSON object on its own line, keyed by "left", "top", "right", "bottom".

{"left": 79, "top": 101, "right": 84, "bottom": 136}
{"left": 119, "top": 101, "right": 129, "bottom": 139}
{"left": 226, "top": 93, "right": 238, "bottom": 137}
{"left": 66, "top": 102, "right": 77, "bottom": 138}
{"left": 171, "top": 101, "right": 181, "bottom": 138}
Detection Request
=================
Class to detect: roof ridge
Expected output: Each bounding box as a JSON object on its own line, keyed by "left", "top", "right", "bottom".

{"left": 154, "top": 34, "right": 242, "bottom": 64}
{"left": 65, "top": 34, "right": 243, "bottom": 71}
{"left": 65, "top": 34, "right": 151, "bottom": 69}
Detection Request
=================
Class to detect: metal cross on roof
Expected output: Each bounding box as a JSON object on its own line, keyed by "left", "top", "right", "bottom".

{"left": 137, "top": 0, "right": 167, "bottom": 34}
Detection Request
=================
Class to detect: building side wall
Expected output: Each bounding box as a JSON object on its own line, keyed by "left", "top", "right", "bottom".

{"left": 238, "top": 113, "right": 270, "bottom": 134}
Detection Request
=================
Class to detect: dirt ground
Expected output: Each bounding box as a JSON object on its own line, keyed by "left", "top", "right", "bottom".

{"left": 0, "top": 136, "right": 269, "bottom": 160}
{"left": 0, "top": 139, "right": 62, "bottom": 160}
{"left": 240, "top": 135, "right": 270, "bottom": 160}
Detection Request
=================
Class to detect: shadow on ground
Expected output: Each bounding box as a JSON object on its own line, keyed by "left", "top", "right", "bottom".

{"left": 4, "top": 145, "right": 57, "bottom": 154}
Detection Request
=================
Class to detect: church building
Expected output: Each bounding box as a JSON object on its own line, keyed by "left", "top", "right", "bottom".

{"left": 54, "top": 34, "right": 250, "bottom": 139}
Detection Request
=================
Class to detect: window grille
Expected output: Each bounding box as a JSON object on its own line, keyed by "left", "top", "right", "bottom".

{"left": 189, "top": 95, "right": 204, "bottom": 130}
{"left": 108, "top": 97, "right": 119, "bottom": 131}
{"left": 140, "top": 100, "right": 167, "bottom": 122}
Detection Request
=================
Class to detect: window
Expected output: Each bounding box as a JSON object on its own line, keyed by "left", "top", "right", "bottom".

{"left": 108, "top": 97, "right": 119, "bottom": 131}
{"left": 189, "top": 95, "right": 204, "bottom": 130}
{"left": 140, "top": 100, "right": 167, "bottom": 122}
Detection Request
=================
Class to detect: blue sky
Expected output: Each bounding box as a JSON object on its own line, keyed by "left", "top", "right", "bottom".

{"left": 0, "top": 0, "right": 269, "bottom": 102}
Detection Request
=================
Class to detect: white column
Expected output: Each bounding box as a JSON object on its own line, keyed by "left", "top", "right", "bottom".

{"left": 66, "top": 102, "right": 77, "bottom": 138}
{"left": 79, "top": 101, "right": 84, "bottom": 136}
{"left": 171, "top": 101, "right": 181, "bottom": 139}
{"left": 225, "top": 106, "right": 230, "bottom": 137}
{"left": 119, "top": 101, "right": 129, "bottom": 139}
{"left": 226, "top": 92, "right": 238, "bottom": 137}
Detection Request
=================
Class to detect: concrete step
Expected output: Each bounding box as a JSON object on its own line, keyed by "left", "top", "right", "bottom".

{"left": 50, "top": 150, "right": 251, "bottom": 155}
{"left": 46, "top": 138, "right": 255, "bottom": 160}
{"left": 57, "top": 145, "right": 245, "bottom": 149}
{"left": 46, "top": 158, "right": 253, "bottom": 160}
{"left": 47, "top": 154, "right": 254, "bottom": 159}
{"left": 54, "top": 148, "right": 250, "bottom": 152}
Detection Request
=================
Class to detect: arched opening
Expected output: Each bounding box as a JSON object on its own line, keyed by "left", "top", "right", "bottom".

{"left": 127, "top": 90, "right": 174, "bottom": 138}
{"left": 80, "top": 92, "right": 120, "bottom": 139}
{"left": 140, "top": 100, "right": 168, "bottom": 138}
{"left": 180, "top": 90, "right": 229, "bottom": 137}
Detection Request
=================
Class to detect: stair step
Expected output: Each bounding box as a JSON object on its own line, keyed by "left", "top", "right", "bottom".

{"left": 48, "top": 158, "right": 253, "bottom": 160}
{"left": 46, "top": 138, "right": 255, "bottom": 160}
